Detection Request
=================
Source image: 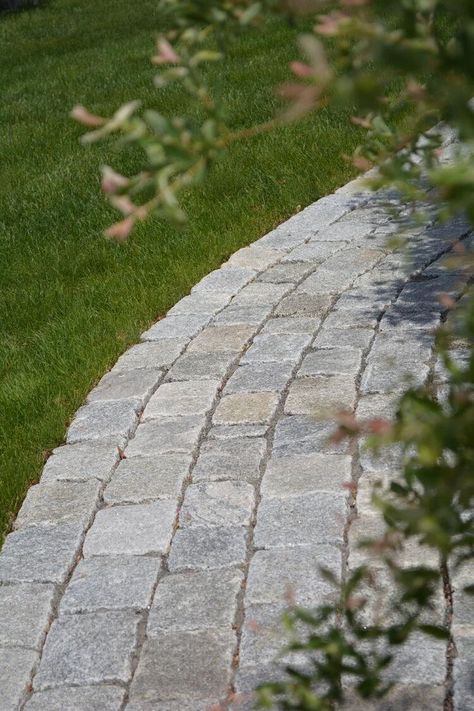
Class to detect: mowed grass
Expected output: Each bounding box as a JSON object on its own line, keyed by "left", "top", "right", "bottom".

{"left": 0, "top": 0, "right": 362, "bottom": 539}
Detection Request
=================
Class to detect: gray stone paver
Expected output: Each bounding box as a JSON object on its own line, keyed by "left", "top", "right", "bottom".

{"left": 1, "top": 173, "right": 470, "bottom": 710}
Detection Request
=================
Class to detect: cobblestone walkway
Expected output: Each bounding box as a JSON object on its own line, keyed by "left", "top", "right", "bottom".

{"left": 1, "top": 163, "right": 473, "bottom": 710}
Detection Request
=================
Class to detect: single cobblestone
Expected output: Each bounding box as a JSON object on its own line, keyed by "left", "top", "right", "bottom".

{"left": 67, "top": 400, "right": 139, "bottom": 445}
{"left": 213, "top": 391, "right": 279, "bottom": 425}
{"left": 168, "top": 525, "right": 247, "bottom": 571}
{"left": 34, "top": 611, "right": 141, "bottom": 689}
{"left": 143, "top": 379, "right": 219, "bottom": 419}
{"left": 0, "top": 582, "right": 55, "bottom": 649}
{"left": 148, "top": 568, "right": 243, "bottom": 633}
{"left": 179, "top": 481, "right": 255, "bottom": 528}
{"left": 192, "top": 437, "right": 266, "bottom": 483}
{"left": 41, "top": 440, "right": 120, "bottom": 483}
{"left": 14, "top": 479, "right": 100, "bottom": 530}
{"left": 103, "top": 453, "right": 191, "bottom": 504}
{"left": 24, "top": 686, "right": 126, "bottom": 711}
{"left": 83, "top": 501, "right": 177, "bottom": 557}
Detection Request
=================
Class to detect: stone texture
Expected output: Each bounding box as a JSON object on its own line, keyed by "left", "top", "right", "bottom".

{"left": 87, "top": 367, "right": 162, "bottom": 405}
{"left": 125, "top": 416, "right": 204, "bottom": 456}
{"left": 258, "top": 261, "right": 312, "bottom": 283}
{"left": 41, "top": 441, "right": 119, "bottom": 483}
{"left": 313, "top": 326, "right": 374, "bottom": 350}
{"left": 191, "top": 267, "right": 255, "bottom": 295}
{"left": 242, "top": 333, "right": 311, "bottom": 364}
{"left": 166, "top": 350, "right": 236, "bottom": 381}
{"left": 143, "top": 380, "right": 219, "bottom": 419}
{"left": 60, "top": 556, "right": 160, "bottom": 613}
{"left": 193, "top": 437, "right": 266, "bottom": 483}
{"left": 342, "top": 683, "right": 445, "bottom": 710}
{"left": 225, "top": 362, "right": 294, "bottom": 393}
{"left": 188, "top": 325, "right": 256, "bottom": 354}
{"left": 262, "top": 316, "right": 320, "bottom": 335}
{"left": 213, "top": 303, "right": 272, "bottom": 326}
{"left": 225, "top": 246, "right": 282, "bottom": 270}
{"left": 275, "top": 292, "right": 332, "bottom": 318}
{"left": 128, "top": 629, "right": 236, "bottom": 704}
{"left": 67, "top": 400, "right": 138, "bottom": 444}
{"left": 24, "top": 686, "right": 126, "bottom": 711}
{"left": 254, "top": 492, "right": 347, "bottom": 548}
{"left": 167, "top": 292, "right": 231, "bottom": 316}
{"left": 104, "top": 453, "right": 191, "bottom": 504}
{"left": 281, "top": 240, "right": 344, "bottom": 263}
{"left": 213, "top": 391, "right": 279, "bottom": 425}
{"left": 0, "top": 646, "right": 38, "bottom": 711}
{"left": 148, "top": 568, "right": 243, "bottom": 633}
{"left": 285, "top": 375, "right": 357, "bottom": 415}
{"left": 299, "top": 348, "right": 362, "bottom": 376}
{"left": 113, "top": 338, "right": 187, "bottom": 371}
{"left": 168, "top": 526, "right": 247, "bottom": 571}
{"left": 0, "top": 582, "right": 55, "bottom": 649}
{"left": 0, "top": 523, "right": 83, "bottom": 584}
{"left": 83, "top": 501, "right": 177, "bottom": 557}
{"left": 14, "top": 479, "right": 100, "bottom": 529}
{"left": 261, "top": 452, "right": 352, "bottom": 498}
{"left": 246, "top": 545, "right": 341, "bottom": 606}
{"left": 141, "top": 313, "right": 210, "bottom": 341}
{"left": 209, "top": 423, "right": 269, "bottom": 440}
{"left": 180, "top": 481, "right": 255, "bottom": 527}
{"left": 34, "top": 611, "right": 140, "bottom": 689}
{"left": 272, "top": 415, "right": 347, "bottom": 457}
{"left": 231, "top": 282, "right": 290, "bottom": 306}
{"left": 453, "top": 633, "right": 474, "bottom": 711}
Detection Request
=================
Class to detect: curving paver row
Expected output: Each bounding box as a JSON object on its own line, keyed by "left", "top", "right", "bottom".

{"left": 0, "top": 151, "right": 473, "bottom": 710}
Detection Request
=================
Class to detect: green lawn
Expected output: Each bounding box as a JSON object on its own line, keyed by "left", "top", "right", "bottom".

{"left": 0, "top": 0, "right": 362, "bottom": 539}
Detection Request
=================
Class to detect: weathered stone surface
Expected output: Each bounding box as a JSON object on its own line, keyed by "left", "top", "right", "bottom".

{"left": 83, "top": 501, "right": 177, "bottom": 557}
{"left": 313, "top": 326, "right": 374, "bottom": 350}
{"left": 60, "top": 556, "right": 160, "bottom": 614}
{"left": 380, "top": 303, "right": 441, "bottom": 332}
{"left": 342, "top": 683, "right": 445, "bottom": 710}
{"left": 143, "top": 380, "right": 219, "bottom": 419}
{"left": 180, "top": 481, "right": 255, "bottom": 528}
{"left": 285, "top": 376, "right": 357, "bottom": 415}
{"left": 323, "top": 305, "right": 380, "bottom": 329}
{"left": 362, "top": 354, "right": 431, "bottom": 393}
{"left": 453, "top": 633, "right": 474, "bottom": 711}
{"left": 246, "top": 546, "right": 341, "bottom": 606}
{"left": 104, "top": 454, "right": 191, "bottom": 504}
{"left": 0, "top": 647, "right": 38, "bottom": 711}
{"left": 34, "top": 611, "right": 140, "bottom": 689}
{"left": 299, "top": 348, "right": 362, "bottom": 376}
{"left": 113, "top": 338, "right": 187, "bottom": 371}
{"left": 282, "top": 241, "right": 344, "bottom": 263}
{"left": 242, "top": 333, "right": 311, "bottom": 364}
{"left": 87, "top": 367, "right": 163, "bottom": 405}
{"left": 141, "top": 313, "right": 211, "bottom": 341}
{"left": 356, "top": 393, "right": 400, "bottom": 420}
{"left": 261, "top": 452, "right": 352, "bottom": 498}
{"left": 24, "top": 686, "right": 126, "bottom": 711}
{"left": 128, "top": 629, "right": 236, "bottom": 704}
{"left": 385, "top": 634, "right": 447, "bottom": 685}
{"left": 0, "top": 583, "right": 55, "bottom": 649}
{"left": 127, "top": 698, "right": 215, "bottom": 711}
{"left": 315, "top": 220, "right": 374, "bottom": 242}
{"left": 232, "top": 282, "right": 290, "bottom": 306}
{"left": 14, "top": 480, "right": 100, "bottom": 529}
{"left": 238, "top": 603, "right": 293, "bottom": 667}
{"left": 166, "top": 351, "right": 236, "bottom": 381}
{"left": 188, "top": 324, "right": 256, "bottom": 354}
{"left": 225, "top": 246, "right": 282, "bottom": 270}
{"left": 214, "top": 392, "right": 279, "bottom": 425}
{"left": 0, "top": 523, "right": 83, "bottom": 584}
{"left": 254, "top": 493, "right": 347, "bottom": 548}
{"left": 262, "top": 316, "right": 320, "bottom": 335}
{"left": 225, "top": 362, "right": 294, "bottom": 394}
{"left": 41, "top": 440, "right": 119, "bottom": 484}
{"left": 193, "top": 437, "right": 266, "bottom": 484}
{"left": 253, "top": 227, "right": 307, "bottom": 251}
{"left": 125, "top": 416, "right": 204, "bottom": 456}
{"left": 168, "top": 525, "right": 247, "bottom": 571}
{"left": 213, "top": 303, "right": 272, "bottom": 326}
{"left": 298, "top": 268, "right": 353, "bottom": 295}
{"left": 208, "top": 423, "right": 269, "bottom": 439}
{"left": 191, "top": 267, "right": 256, "bottom": 295}
{"left": 167, "top": 292, "right": 231, "bottom": 316}
{"left": 67, "top": 400, "right": 139, "bottom": 444}
{"left": 148, "top": 568, "right": 243, "bottom": 633}
{"left": 272, "top": 415, "right": 347, "bottom": 457}
{"left": 275, "top": 292, "right": 332, "bottom": 318}
{"left": 258, "top": 261, "right": 312, "bottom": 283}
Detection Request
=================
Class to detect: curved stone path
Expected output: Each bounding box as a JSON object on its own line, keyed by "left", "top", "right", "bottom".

{"left": 1, "top": 160, "right": 473, "bottom": 710}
